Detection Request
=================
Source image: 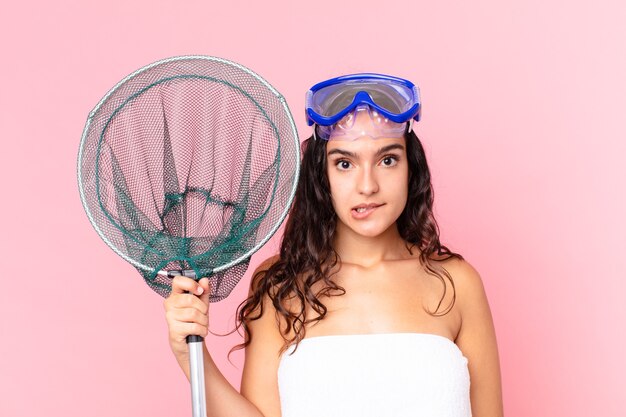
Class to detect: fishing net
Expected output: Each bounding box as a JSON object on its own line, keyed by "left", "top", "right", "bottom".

{"left": 77, "top": 56, "right": 300, "bottom": 301}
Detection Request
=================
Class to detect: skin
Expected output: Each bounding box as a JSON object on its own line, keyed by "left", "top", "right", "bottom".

{"left": 164, "top": 110, "right": 504, "bottom": 416}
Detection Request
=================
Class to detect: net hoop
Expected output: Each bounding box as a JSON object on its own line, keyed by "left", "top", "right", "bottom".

{"left": 77, "top": 55, "right": 300, "bottom": 276}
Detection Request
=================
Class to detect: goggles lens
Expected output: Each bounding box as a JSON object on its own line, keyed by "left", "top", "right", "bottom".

{"left": 311, "top": 80, "right": 415, "bottom": 117}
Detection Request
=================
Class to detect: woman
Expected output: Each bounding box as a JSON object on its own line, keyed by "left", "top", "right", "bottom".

{"left": 164, "top": 73, "right": 504, "bottom": 417}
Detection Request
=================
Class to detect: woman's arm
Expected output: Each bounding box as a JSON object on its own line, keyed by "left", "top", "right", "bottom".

{"left": 240, "top": 255, "right": 284, "bottom": 417}
{"left": 195, "top": 343, "right": 267, "bottom": 417}
{"left": 164, "top": 271, "right": 275, "bottom": 417}
{"left": 452, "top": 259, "right": 505, "bottom": 417}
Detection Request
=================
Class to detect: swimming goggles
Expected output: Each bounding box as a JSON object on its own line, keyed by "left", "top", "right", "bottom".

{"left": 305, "top": 73, "right": 421, "bottom": 140}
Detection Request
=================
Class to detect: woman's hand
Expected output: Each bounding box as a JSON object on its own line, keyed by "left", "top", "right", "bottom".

{"left": 163, "top": 276, "right": 211, "bottom": 365}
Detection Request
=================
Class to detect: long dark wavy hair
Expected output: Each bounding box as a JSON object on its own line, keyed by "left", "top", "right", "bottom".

{"left": 227, "top": 129, "right": 464, "bottom": 360}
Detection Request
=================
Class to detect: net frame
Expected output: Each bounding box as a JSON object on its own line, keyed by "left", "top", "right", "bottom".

{"left": 77, "top": 55, "right": 300, "bottom": 278}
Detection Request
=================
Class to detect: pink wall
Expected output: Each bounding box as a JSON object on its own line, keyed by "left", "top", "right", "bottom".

{"left": 1, "top": 0, "right": 624, "bottom": 416}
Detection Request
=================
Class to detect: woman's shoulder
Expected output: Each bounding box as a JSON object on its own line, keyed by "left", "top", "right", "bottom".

{"left": 248, "top": 254, "right": 306, "bottom": 335}
{"left": 245, "top": 254, "right": 286, "bottom": 337}
{"left": 247, "top": 254, "right": 300, "bottom": 321}
{"left": 431, "top": 254, "right": 489, "bottom": 316}
{"left": 249, "top": 254, "right": 281, "bottom": 294}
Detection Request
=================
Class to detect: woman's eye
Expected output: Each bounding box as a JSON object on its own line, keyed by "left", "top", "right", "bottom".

{"left": 336, "top": 160, "right": 352, "bottom": 170}
{"left": 381, "top": 156, "right": 398, "bottom": 167}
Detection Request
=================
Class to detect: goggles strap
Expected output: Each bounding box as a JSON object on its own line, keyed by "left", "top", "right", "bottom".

{"left": 313, "top": 125, "right": 320, "bottom": 141}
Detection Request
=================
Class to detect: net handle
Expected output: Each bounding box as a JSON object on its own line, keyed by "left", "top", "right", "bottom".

{"left": 188, "top": 337, "right": 207, "bottom": 417}
{"left": 171, "top": 269, "right": 207, "bottom": 417}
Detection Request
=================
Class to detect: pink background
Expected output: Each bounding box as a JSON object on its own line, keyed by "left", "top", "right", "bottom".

{"left": 1, "top": 0, "right": 624, "bottom": 416}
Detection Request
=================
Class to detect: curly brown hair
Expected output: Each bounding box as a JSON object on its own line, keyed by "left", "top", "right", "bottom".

{"left": 227, "top": 129, "right": 464, "bottom": 361}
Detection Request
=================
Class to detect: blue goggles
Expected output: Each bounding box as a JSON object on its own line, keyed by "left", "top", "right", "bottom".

{"left": 305, "top": 73, "right": 421, "bottom": 127}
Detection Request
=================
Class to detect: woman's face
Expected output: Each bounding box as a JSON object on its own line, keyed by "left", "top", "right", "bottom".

{"left": 325, "top": 112, "right": 409, "bottom": 238}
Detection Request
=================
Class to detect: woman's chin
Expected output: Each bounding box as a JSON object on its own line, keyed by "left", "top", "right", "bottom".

{"left": 348, "top": 223, "right": 394, "bottom": 238}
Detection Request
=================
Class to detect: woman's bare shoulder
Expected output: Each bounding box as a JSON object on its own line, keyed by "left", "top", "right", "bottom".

{"left": 249, "top": 254, "right": 281, "bottom": 294}
{"left": 432, "top": 255, "right": 484, "bottom": 297}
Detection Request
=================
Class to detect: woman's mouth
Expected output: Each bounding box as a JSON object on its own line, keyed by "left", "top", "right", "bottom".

{"left": 351, "top": 204, "right": 383, "bottom": 219}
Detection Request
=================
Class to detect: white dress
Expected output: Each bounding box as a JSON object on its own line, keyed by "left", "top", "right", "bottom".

{"left": 277, "top": 332, "right": 472, "bottom": 417}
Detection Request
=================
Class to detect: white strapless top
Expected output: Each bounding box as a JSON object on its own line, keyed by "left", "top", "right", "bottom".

{"left": 277, "top": 332, "right": 471, "bottom": 417}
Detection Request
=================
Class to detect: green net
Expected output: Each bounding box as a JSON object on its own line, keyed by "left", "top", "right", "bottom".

{"left": 78, "top": 56, "right": 300, "bottom": 300}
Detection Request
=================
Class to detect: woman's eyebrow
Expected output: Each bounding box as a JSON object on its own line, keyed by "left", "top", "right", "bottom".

{"left": 327, "top": 143, "right": 405, "bottom": 158}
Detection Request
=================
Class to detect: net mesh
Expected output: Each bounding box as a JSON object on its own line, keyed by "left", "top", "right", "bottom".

{"left": 78, "top": 57, "right": 299, "bottom": 300}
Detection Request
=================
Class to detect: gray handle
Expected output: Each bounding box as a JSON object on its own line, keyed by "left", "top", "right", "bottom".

{"left": 188, "top": 339, "right": 207, "bottom": 417}
{"left": 170, "top": 270, "right": 207, "bottom": 417}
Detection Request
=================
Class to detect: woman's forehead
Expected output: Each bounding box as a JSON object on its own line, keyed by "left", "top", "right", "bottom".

{"left": 325, "top": 136, "right": 406, "bottom": 155}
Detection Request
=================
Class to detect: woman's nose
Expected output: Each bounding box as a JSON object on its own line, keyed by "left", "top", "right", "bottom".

{"left": 357, "top": 166, "right": 379, "bottom": 195}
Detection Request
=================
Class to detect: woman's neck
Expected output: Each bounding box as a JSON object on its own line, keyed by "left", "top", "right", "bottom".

{"left": 331, "top": 222, "right": 418, "bottom": 268}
